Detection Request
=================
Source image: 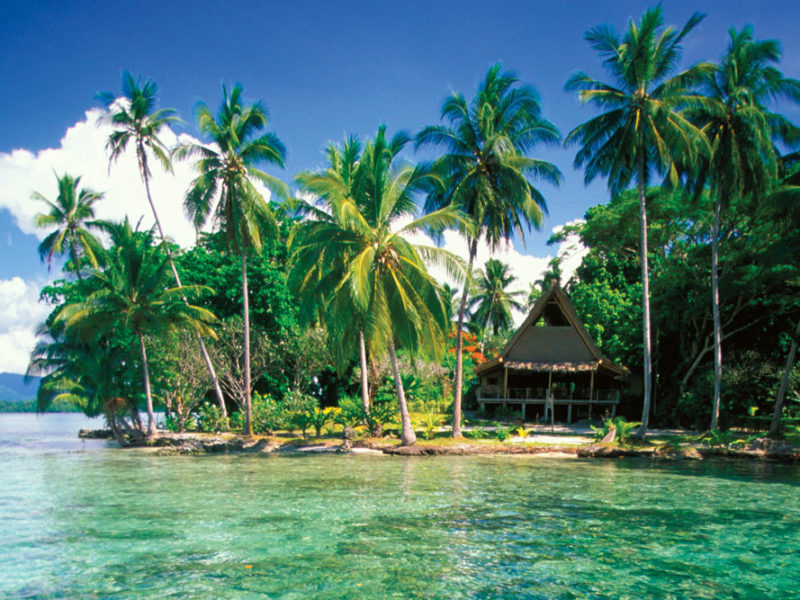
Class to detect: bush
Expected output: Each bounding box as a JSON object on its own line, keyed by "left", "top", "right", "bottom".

{"left": 337, "top": 395, "right": 398, "bottom": 435}
{"left": 196, "top": 402, "right": 228, "bottom": 433}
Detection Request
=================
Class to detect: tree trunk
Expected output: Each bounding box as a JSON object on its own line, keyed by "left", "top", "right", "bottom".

{"left": 358, "top": 329, "right": 370, "bottom": 414}
{"left": 452, "top": 238, "right": 477, "bottom": 437}
{"left": 637, "top": 152, "right": 653, "bottom": 435}
{"left": 388, "top": 338, "right": 416, "bottom": 446}
{"left": 770, "top": 320, "right": 800, "bottom": 437}
{"left": 136, "top": 145, "right": 228, "bottom": 421}
{"left": 69, "top": 235, "right": 83, "bottom": 280}
{"left": 710, "top": 191, "right": 723, "bottom": 430}
{"left": 138, "top": 331, "right": 156, "bottom": 437}
{"left": 241, "top": 245, "right": 253, "bottom": 436}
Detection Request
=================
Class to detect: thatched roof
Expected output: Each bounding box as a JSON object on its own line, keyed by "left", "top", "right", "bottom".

{"left": 475, "top": 285, "right": 627, "bottom": 378}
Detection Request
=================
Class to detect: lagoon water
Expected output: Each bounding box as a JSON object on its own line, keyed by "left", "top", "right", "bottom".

{"left": 1, "top": 413, "right": 799, "bottom": 599}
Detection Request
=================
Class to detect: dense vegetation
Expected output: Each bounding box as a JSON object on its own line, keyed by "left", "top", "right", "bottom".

{"left": 25, "top": 6, "right": 800, "bottom": 442}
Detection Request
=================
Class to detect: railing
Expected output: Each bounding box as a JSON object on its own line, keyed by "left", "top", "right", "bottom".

{"left": 477, "top": 387, "right": 620, "bottom": 404}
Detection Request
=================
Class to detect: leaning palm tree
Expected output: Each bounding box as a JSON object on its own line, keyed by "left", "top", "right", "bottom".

{"left": 689, "top": 27, "right": 800, "bottom": 430}
{"left": 416, "top": 63, "right": 561, "bottom": 436}
{"left": 176, "top": 83, "right": 288, "bottom": 435}
{"left": 292, "top": 127, "right": 464, "bottom": 445}
{"left": 58, "top": 219, "right": 217, "bottom": 437}
{"left": 470, "top": 259, "right": 524, "bottom": 336}
{"left": 98, "top": 72, "right": 229, "bottom": 421}
{"left": 33, "top": 173, "right": 105, "bottom": 278}
{"left": 565, "top": 6, "right": 711, "bottom": 434}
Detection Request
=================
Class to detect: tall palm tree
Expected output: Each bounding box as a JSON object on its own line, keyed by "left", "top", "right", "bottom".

{"left": 689, "top": 27, "right": 800, "bottom": 430}
{"left": 98, "top": 72, "right": 229, "bottom": 421}
{"left": 58, "top": 219, "right": 217, "bottom": 437}
{"left": 291, "top": 136, "right": 373, "bottom": 414}
{"left": 565, "top": 6, "right": 710, "bottom": 433}
{"left": 470, "top": 259, "right": 524, "bottom": 336}
{"left": 416, "top": 63, "right": 561, "bottom": 437}
{"left": 33, "top": 173, "right": 105, "bottom": 278}
{"left": 177, "top": 83, "right": 288, "bottom": 435}
{"left": 292, "top": 127, "right": 464, "bottom": 445}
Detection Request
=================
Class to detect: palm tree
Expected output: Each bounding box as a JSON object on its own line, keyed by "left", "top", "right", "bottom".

{"left": 177, "top": 83, "right": 288, "bottom": 435}
{"left": 688, "top": 27, "right": 800, "bottom": 430}
{"left": 470, "top": 259, "right": 524, "bottom": 336}
{"left": 33, "top": 173, "right": 105, "bottom": 278}
{"left": 416, "top": 63, "right": 561, "bottom": 437}
{"left": 292, "top": 127, "right": 464, "bottom": 445}
{"left": 291, "top": 136, "right": 373, "bottom": 414}
{"left": 98, "top": 72, "right": 229, "bottom": 421}
{"left": 565, "top": 6, "right": 710, "bottom": 434}
{"left": 58, "top": 219, "right": 217, "bottom": 437}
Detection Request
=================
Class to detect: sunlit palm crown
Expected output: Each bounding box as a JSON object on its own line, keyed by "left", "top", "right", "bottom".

{"left": 291, "top": 127, "right": 464, "bottom": 362}
{"left": 33, "top": 173, "right": 105, "bottom": 270}
{"left": 58, "top": 219, "right": 216, "bottom": 340}
{"left": 565, "top": 6, "right": 713, "bottom": 195}
{"left": 97, "top": 71, "right": 180, "bottom": 175}
{"left": 470, "top": 258, "right": 524, "bottom": 334}
{"left": 416, "top": 63, "right": 561, "bottom": 249}
{"left": 687, "top": 26, "right": 800, "bottom": 200}
{"left": 176, "top": 84, "right": 288, "bottom": 253}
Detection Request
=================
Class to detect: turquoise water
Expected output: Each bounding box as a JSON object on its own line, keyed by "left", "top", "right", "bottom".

{"left": 1, "top": 414, "right": 799, "bottom": 599}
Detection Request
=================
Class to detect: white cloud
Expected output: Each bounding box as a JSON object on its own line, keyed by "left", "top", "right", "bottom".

{"left": 0, "top": 107, "right": 205, "bottom": 248}
{"left": 0, "top": 276, "right": 52, "bottom": 373}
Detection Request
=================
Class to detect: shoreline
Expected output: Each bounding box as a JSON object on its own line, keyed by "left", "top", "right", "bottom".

{"left": 78, "top": 428, "right": 800, "bottom": 463}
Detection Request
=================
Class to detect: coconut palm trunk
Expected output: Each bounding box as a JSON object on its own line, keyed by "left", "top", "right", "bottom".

{"left": 358, "top": 329, "right": 370, "bottom": 414}
{"left": 637, "top": 151, "right": 653, "bottom": 434}
{"left": 388, "top": 338, "right": 417, "bottom": 446}
{"left": 710, "top": 191, "right": 723, "bottom": 430}
{"left": 136, "top": 147, "right": 228, "bottom": 420}
{"left": 771, "top": 320, "right": 800, "bottom": 437}
{"left": 452, "top": 238, "right": 477, "bottom": 437}
{"left": 137, "top": 330, "right": 156, "bottom": 437}
{"left": 241, "top": 245, "right": 253, "bottom": 435}
{"left": 69, "top": 239, "right": 83, "bottom": 280}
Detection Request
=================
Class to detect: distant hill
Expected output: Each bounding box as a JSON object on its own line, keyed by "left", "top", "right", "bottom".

{"left": 0, "top": 385, "right": 24, "bottom": 402}
{"left": 0, "top": 372, "right": 41, "bottom": 401}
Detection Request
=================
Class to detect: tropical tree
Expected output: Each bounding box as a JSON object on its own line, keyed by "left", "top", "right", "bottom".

{"left": 58, "top": 219, "right": 217, "bottom": 436}
{"left": 291, "top": 136, "right": 372, "bottom": 414}
{"left": 470, "top": 259, "right": 524, "bottom": 336}
{"left": 33, "top": 173, "right": 104, "bottom": 278}
{"left": 98, "top": 72, "right": 229, "bottom": 420}
{"left": 565, "top": 6, "right": 710, "bottom": 434}
{"left": 292, "top": 127, "right": 463, "bottom": 445}
{"left": 177, "top": 83, "right": 288, "bottom": 435}
{"left": 416, "top": 63, "right": 561, "bottom": 436}
{"left": 688, "top": 27, "right": 800, "bottom": 430}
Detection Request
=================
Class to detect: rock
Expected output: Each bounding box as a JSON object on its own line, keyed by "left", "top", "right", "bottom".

{"left": 78, "top": 428, "right": 114, "bottom": 439}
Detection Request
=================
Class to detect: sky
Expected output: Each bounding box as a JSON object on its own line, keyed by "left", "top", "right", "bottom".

{"left": 1, "top": 0, "right": 799, "bottom": 373}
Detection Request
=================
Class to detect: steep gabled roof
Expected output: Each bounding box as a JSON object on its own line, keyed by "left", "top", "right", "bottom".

{"left": 475, "top": 285, "right": 626, "bottom": 377}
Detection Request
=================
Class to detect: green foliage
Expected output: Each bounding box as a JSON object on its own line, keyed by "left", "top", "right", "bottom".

{"left": 465, "top": 426, "right": 490, "bottom": 440}
{"left": 495, "top": 427, "right": 514, "bottom": 442}
{"left": 337, "top": 395, "right": 398, "bottom": 434}
{"left": 196, "top": 402, "right": 228, "bottom": 433}
{"left": 591, "top": 416, "right": 642, "bottom": 446}
{"left": 418, "top": 411, "right": 442, "bottom": 440}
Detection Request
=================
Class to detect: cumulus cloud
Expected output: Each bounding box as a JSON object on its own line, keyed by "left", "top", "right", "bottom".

{"left": 0, "top": 107, "right": 203, "bottom": 247}
{"left": 0, "top": 277, "right": 52, "bottom": 373}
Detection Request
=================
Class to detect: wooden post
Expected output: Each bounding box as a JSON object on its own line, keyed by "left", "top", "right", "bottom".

{"left": 547, "top": 369, "right": 554, "bottom": 430}
{"left": 503, "top": 365, "right": 509, "bottom": 401}
{"left": 567, "top": 404, "right": 572, "bottom": 424}
{"left": 589, "top": 370, "right": 595, "bottom": 421}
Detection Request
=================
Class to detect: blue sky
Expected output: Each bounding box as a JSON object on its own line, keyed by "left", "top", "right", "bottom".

{"left": 0, "top": 0, "right": 798, "bottom": 372}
